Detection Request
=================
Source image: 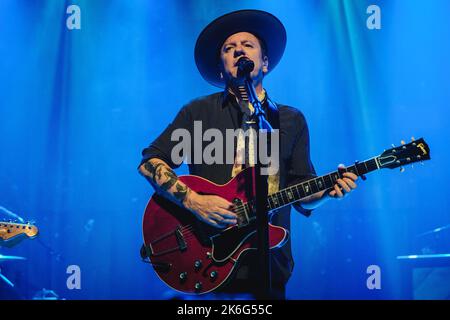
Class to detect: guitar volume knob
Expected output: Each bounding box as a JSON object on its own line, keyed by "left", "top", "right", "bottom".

{"left": 179, "top": 272, "right": 187, "bottom": 281}
{"left": 194, "top": 282, "right": 202, "bottom": 291}
{"left": 210, "top": 271, "right": 218, "bottom": 279}
{"left": 194, "top": 260, "right": 202, "bottom": 270}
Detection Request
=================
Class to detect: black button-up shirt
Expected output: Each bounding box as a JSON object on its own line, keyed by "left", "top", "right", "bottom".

{"left": 140, "top": 91, "right": 316, "bottom": 287}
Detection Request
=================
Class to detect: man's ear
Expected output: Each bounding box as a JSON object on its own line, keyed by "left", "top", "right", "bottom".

{"left": 262, "top": 56, "right": 269, "bottom": 73}
{"left": 217, "top": 63, "right": 225, "bottom": 79}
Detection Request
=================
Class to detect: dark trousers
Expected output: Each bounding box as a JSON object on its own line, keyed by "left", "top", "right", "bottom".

{"left": 214, "top": 279, "right": 286, "bottom": 300}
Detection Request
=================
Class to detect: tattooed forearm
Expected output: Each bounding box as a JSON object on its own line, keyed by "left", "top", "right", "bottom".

{"left": 139, "top": 158, "right": 192, "bottom": 205}
{"left": 143, "top": 161, "right": 164, "bottom": 183}
{"left": 160, "top": 169, "right": 178, "bottom": 191}
{"left": 173, "top": 183, "right": 189, "bottom": 202}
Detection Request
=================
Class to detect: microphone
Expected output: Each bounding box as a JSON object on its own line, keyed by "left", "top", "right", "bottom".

{"left": 231, "top": 57, "right": 255, "bottom": 101}
{"left": 236, "top": 57, "right": 254, "bottom": 78}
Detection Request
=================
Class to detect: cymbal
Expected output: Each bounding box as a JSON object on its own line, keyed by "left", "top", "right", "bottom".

{"left": 0, "top": 254, "right": 26, "bottom": 262}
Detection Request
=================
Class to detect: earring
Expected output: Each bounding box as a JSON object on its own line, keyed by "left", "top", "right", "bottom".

{"left": 220, "top": 72, "right": 224, "bottom": 79}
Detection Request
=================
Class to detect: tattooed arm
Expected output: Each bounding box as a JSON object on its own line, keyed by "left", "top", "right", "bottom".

{"left": 138, "top": 158, "right": 190, "bottom": 203}
{"left": 139, "top": 158, "right": 237, "bottom": 228}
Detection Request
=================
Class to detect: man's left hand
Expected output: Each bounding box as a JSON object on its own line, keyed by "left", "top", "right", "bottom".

{"left": 328, "top": 164, "right": 359, "bottom": 199}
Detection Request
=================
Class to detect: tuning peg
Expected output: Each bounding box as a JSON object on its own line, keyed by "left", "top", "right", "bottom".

{"left": 401, "top": 140, "right": 406, "bottom": 145}
{"left": 392, "top": 144, "right": 396, "bottom": 148}
{"left": 400, "top": 167, "right": 405, "bottom": 173}
{"left": 411, "top": 136, "right": 415, "bottom": 141}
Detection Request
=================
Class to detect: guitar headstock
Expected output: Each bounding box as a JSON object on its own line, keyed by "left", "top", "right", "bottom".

{"left": 378, "top": 137, "right": 430, "bottom": 170}
{"left": 0, "top": 221, "right": 39, "bottom": 241}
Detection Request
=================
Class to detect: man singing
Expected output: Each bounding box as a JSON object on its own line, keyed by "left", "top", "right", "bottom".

{"left": 139, "top": 10, "right": 358, "bottom": 299}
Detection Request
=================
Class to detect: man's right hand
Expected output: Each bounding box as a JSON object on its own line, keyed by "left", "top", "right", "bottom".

{"left": 183, "top": 191, "right": 238, "bottom": 228}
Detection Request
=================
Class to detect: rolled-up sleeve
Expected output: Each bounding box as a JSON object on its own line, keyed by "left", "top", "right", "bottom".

{"left": 140, "top": 104, "right": 192, "bottom": 169}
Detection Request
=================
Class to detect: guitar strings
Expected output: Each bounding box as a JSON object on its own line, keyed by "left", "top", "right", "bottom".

{"left": 174, "top": 192, "right": 297, "bottom": 242}
{"left": 179, "top": 204, "right": 248, "bottom": 233}
{"left": 179, "top": 202, "right": 250, "bottom": 232}
{"left": 181, "top": 207, "right": 252, "bottom": 241}
{"left": 178, "top": 202, "right": 250, "bottom": 233}
{"left": 179, "top": 203, "right": 251, "bottom": 240}
{"left": 149, "top": 203, "right": 253, "bottom": 247}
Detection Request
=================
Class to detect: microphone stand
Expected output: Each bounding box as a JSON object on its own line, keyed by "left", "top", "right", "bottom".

{"left": 241, "top": 73, "right": 273, "bottom": 299}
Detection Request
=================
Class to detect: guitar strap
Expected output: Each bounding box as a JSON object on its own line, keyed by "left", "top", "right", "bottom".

{"left": 140, "top": 96, "right": 281, "bottom": 265}
{"left": 265, "top": 96, "right": 280, "bottom": 134}
{"left": 230, "top": 92, "right": 281, "bottom": 195}
{"left": 265, "top": 95, "right": 281, "bottom": 194}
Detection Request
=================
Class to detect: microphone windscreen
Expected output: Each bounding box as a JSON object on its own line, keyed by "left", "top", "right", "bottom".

{"left": 236, "top": 57, "right": 254, "bottom": 78}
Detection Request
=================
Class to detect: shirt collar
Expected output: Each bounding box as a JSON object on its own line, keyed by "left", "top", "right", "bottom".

{"left": 220, "top": 87, "right": 269, "bottom": 109}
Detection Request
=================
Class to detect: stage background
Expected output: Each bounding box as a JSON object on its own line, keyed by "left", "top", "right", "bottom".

{"left": 1, "top": 0, "right": 449, "bottom": 299}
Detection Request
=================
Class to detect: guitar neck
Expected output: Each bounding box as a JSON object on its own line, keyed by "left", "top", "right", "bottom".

{"left": 265, "top": 156, "right": 381, "bottom": 211}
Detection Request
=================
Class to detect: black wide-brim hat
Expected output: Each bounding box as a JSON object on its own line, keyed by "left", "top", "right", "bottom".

{"left": 194, "top": 9, "right": 287, "bottom": 88}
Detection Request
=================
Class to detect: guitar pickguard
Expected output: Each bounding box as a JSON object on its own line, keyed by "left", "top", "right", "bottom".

{"left": 211, "top": 223, "right": 256, "bottom": 262}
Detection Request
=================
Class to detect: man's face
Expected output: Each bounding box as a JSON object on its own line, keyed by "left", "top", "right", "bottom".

{"left": 220, "top": 32, "right": 268, "bottom": 83}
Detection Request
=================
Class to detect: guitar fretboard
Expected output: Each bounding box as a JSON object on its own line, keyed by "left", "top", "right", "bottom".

{"left": 241, "top": 157, "right": 380, "bottom": 220}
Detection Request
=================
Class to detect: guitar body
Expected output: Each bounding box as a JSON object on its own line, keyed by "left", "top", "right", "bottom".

{"left": 142, "top": 137, "right": 431, "bottom": 295}
{"left": 142, "top": 167, "right": 288, "bottom": 294}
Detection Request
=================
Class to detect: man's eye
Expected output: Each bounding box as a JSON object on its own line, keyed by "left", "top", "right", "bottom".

{"left": 245, "top": 44, "right": 253, "bottom": 48}
{"left": 224, "top": 46, "right": 233, "bottom": 52}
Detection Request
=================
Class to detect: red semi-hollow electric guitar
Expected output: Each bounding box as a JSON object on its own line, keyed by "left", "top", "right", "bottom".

{"left": 141, "top": 138, "right": 430, "bottom": 294}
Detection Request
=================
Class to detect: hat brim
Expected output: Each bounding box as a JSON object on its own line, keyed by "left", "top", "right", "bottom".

{"left": 194, "top": 10, "right": 287, "bottom": 88}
